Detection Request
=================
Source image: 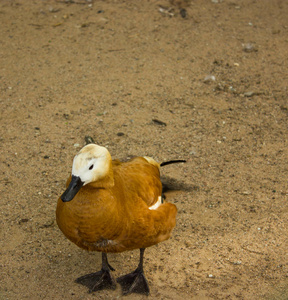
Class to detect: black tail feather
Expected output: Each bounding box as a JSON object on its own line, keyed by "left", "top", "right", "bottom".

{"left": 160, "top": 160, "right": 186, "bottom": 167}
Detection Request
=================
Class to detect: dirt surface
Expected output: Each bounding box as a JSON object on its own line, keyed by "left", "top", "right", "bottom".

{"left": 1, "top": 0, "right": 288, "bottom": 299}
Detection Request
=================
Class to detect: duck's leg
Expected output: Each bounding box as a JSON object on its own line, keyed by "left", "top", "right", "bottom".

{"left": 75, "top": 252, "right": 116, "bottom": 293}
{"left": 117, "top": 248, "right": 150, "bottom": 295}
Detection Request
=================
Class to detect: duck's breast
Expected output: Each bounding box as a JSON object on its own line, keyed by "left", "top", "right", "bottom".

{"left": 56, "top": 187, "right": 123, "bottom": 252}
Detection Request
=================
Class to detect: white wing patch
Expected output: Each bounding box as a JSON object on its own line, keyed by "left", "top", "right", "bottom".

{"left": 143, "top": 156, "right": 160, "bottom": 169}
{"left": 149, "top": 196, "right": 162, "bottom": 210}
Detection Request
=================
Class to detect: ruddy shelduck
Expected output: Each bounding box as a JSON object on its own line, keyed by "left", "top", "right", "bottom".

{"left": 56, "top": 144, "right": 185, "bottom": 295}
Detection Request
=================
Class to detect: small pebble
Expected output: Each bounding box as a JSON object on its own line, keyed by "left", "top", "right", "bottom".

{"left": 180, "top": 8, "right": 187, "bottom": 18}
{"left": 244, "top": 91, "right": 257, "bottom": 97}
{"left": 243, "top": 43, "right": 257, "bottom": 52}
{"left": 152, "top": 119, "right": 167, "bottom": 126}
{"left": 85, "top": 136, "right": 95, "bottom": 144}
{"left": 242, "top": 191, "right": 251, "bottom": 195}
{"left": 204, "top": 75, "right": 216, "bottom": 83}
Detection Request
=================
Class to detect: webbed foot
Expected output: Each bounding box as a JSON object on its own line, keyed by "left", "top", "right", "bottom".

{"left": 117, "top": 248, "right": 150, "bottom": 296}
{"left": 76, "top": 269, "right": 116, "bottom": 292}
{"left": 75, "top": 252, "right": 116, "bottom": 293}
{"left": 117, "top": 268, "right": 150, "bottom": 295}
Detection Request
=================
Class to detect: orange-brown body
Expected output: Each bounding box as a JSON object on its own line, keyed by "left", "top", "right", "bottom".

{"left": 56, "top": 157, "right": 177, "bottom": 253}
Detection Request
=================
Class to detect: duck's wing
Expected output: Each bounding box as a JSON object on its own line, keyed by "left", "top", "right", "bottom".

{"left": 112, "top": 157, "right": 162, "bottom": 208}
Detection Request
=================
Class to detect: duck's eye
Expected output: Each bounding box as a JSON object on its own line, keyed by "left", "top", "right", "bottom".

{"left": 89, "top": 164, "right": 94, "bottom": 170}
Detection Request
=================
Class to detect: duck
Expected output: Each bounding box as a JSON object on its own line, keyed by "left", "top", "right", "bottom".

{"left": 56, "top": 143, "right": 185, "bottom": 295}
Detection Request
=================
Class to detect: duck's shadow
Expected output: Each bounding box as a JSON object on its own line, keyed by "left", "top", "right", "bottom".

{"left": 161, "top": 175, "right": 198, "bottom": 199}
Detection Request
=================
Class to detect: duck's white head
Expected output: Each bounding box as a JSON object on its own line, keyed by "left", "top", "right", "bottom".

{"left": 61, "top": 144, "right": 112, "bottom": 202}
{"left": 72, "top": 144, "right": 111, "bottom": 185}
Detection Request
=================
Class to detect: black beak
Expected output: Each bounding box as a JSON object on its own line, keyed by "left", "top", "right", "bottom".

{"left": 61, "top": 175, "right": 84, "bottom": 202}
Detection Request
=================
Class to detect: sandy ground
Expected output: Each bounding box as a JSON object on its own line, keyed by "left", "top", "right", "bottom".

{"left": 1, "top": 0, "right": 288, "bottom": 299}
